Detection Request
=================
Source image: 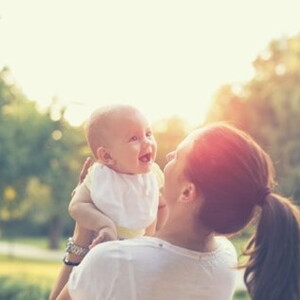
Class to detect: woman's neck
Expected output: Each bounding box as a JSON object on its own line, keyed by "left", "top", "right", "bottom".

{"left": 154, "top": 217, "right": 217, "bottom": 252}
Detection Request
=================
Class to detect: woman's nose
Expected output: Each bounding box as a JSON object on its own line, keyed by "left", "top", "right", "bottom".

{"left": 166, "top": 152, "right": 172, "bottom": 161}
{"left": 166, "top": 151, "right": 175, "bottom": 162}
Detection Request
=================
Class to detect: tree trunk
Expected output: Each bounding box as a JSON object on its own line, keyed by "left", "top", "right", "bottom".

{"left": 48, "top": 214, "right": 63, "bottom": 249}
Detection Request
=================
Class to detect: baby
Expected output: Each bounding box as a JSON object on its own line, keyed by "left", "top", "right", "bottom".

{"left": 69, "top": 104, "right": 164, "bottom": 247}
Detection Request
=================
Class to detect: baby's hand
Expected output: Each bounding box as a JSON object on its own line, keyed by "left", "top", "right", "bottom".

{"left": 89, "top": 226, "right": 118, "bottom": 249}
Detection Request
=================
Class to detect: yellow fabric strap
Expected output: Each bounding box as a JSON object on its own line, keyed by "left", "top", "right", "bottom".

{"left": 116, "top": 226, "right": 145, "bottom": 239}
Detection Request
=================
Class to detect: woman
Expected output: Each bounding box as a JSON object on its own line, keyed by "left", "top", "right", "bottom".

{"left": 56, "top": 123, "right": 300, "bottom": 300}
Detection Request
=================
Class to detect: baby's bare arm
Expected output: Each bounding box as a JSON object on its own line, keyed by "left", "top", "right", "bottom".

{"left": 69, "top": 183, "right": 116, "bottom": 234}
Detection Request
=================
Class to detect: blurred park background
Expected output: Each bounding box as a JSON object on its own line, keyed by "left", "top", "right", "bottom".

{"left": 1, "top": 1, "right": 300, "bottom": 299}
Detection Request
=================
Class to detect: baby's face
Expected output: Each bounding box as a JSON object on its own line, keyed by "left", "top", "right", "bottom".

{"left": 105, "top": 110, "right": 157, "bottom": 174}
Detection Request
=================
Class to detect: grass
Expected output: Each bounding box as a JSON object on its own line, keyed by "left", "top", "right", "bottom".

{"left": 0, "top": 254, "right": 61, "bottom": 289}
{"left": 0, "top": 276, "right": 51, "bottom": 300}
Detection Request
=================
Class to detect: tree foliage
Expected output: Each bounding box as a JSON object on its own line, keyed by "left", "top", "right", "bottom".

{"left": 0, "top": 67, "right": 88, "bottom": 248}
{"left": 2, "top": 32, "right": 300, "bottom": 247}
{"left": 205, "top": 33, "right": 300, "bottom": 203}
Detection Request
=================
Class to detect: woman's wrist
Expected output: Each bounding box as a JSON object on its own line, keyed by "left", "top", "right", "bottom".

{"left": 63, "top": 254, "right": 81, "bottom": 266}
{"left": 62, "top": 236, "right": 90, "bottom": 266}
{"left": 65, "top": 237, "right": 89, "bottom": 256}
{"left": 65, "top": 252, "right": 85, "bottom": 263}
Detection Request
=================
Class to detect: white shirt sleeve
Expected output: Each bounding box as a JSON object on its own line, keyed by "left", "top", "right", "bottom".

{"left": 68, "top": 241, "right": 139, "bottom": 300}
{"left": 68, "top": 242, "right": 119, "bottom": 300}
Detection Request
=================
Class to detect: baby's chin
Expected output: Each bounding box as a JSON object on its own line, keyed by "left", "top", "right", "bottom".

{"left": 133, "top": 162, "right": 154, "bottom": 174}
{"left": 139, "top": 166, "right": 152, "bottom": 174}
{"left": 116, "top": 164, "right": 152, "bottom": 175}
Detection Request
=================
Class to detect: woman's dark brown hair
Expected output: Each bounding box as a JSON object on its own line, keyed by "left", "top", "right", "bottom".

{"left": 185, "top": 123, "right": 300, "bottom": 300}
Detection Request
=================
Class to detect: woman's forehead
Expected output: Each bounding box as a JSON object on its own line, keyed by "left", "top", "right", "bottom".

{"left": 178, "top": 129, "right": 203, "bottom": 148}
{"left": 176, "top": 135, "right": 195, "bottom": 155}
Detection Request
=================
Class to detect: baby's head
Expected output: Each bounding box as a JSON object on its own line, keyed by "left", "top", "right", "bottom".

{"left": 86, "top": 104, "right": 157, "bottom": 174}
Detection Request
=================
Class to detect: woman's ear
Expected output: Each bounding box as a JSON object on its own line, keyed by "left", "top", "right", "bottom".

{"left": 178, "top": 182, "right": 197, "bottom": 203}
{"left": 96, "top": 147, "right": 115, "bottom": 165}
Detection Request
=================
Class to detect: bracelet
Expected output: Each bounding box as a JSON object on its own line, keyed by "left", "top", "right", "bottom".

{"left": 65, "top": 237, "right": 89, "bottom": 256}
{"left": 63, "top": 255, "right": 80, "bottom": 266}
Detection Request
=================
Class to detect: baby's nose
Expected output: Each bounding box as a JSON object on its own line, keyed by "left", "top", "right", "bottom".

{"left": 142, "top": 137, "right": 152, "bottom": 148}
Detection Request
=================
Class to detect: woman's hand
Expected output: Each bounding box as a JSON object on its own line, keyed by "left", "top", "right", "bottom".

{"left": 71, "top": 157, "right": 94, "bottom": 197}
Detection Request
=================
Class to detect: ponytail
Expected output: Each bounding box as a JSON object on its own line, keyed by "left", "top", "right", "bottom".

{"left": 183, "top": 123, "right": 300, "bottom": 298}
{"left": 243, "top": 194, "right": 300, "bottom": 300}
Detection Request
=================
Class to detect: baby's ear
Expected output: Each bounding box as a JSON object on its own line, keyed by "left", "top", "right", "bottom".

{"left": 96, "top": 147, "right": 114, "bottom": 165}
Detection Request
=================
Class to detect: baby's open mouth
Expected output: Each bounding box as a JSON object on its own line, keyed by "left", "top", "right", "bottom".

{"left": 139, "top": 153, "right": 152, "bottom": 163}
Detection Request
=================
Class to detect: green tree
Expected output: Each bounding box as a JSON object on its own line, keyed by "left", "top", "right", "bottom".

{"left": 206, "top": 33, "right": 300, "bottom": 203}
{"left": 39, "top": 103, "right": 88, "bottom": 248}
{"left": 0, "top": 68, "right": 88, "bottom": 248}
{"left": 0, "top": 67, "right": 44, "bottom": 222}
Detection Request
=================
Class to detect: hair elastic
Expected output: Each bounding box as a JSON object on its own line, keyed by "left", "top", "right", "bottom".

{"left": 63, "top": 255, "right": 80, "bottom": 266}
{"left": 256, "top": 187, "right": 271, "bottom": 206}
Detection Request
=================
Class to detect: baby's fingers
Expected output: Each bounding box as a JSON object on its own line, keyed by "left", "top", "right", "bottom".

{"left": 79, "top": 157, "right": 93, "bottom": 183}
{"left": 89, "top": 235, "right": 104, "bottom": 249}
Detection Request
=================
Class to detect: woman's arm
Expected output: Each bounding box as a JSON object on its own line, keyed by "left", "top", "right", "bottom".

{"left": 49, "top": 223, "right": 94, "bottom": 300}
{"left": 50, "top": 158, "right": 100, "bottom": 299}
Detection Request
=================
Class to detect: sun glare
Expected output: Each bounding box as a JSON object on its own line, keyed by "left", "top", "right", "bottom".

{"left": 1, "top": 0, "right": 300, "bottom": 127}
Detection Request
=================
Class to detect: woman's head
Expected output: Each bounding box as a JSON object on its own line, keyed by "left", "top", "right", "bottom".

{"left": 163, "top": 122, "right": 300, "bottom": 299}
{"left": 180, "top": 123, "right": 275, "bottom": 234}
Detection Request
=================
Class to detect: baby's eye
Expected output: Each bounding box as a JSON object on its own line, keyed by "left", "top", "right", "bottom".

{"left": 129, "top": 136, "right": 138, "bottom": 142}
{"left": 146, "top": 131, "right": 152, "bottom": 137}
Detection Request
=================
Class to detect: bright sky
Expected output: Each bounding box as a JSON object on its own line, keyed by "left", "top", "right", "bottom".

{"left": 1, "top": 0, "right": 300, "bottom": 127}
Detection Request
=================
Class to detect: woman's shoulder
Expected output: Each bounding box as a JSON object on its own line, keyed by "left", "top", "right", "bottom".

{"left": 215, "top": 236, "right": 237, "bottom": 261}
{"left": 215, "top": 236, "right": 235, "bottom": 248}
{"left": 88, "top": 237, "right": 160, "bottom": 257}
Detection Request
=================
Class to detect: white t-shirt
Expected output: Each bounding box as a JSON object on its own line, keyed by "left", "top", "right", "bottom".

{"left": 68, "top": 236, "right": 238, "bottom": 300}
